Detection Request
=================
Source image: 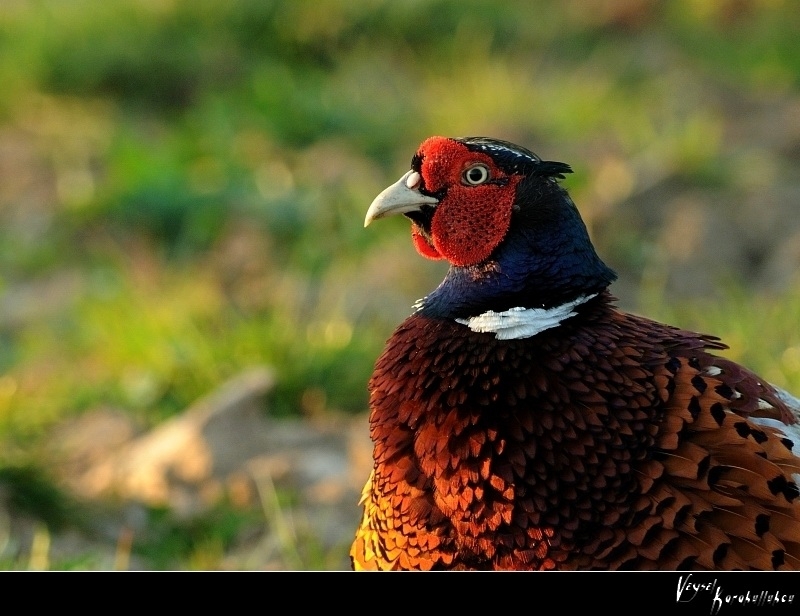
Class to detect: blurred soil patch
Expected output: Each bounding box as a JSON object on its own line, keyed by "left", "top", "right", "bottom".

{"left": 1, "top": 368, "right": 371, "bottom": 570}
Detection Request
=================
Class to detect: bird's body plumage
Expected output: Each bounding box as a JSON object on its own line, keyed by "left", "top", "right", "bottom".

{"left": 351, "top": 136, "right": 800, "bottom": 570}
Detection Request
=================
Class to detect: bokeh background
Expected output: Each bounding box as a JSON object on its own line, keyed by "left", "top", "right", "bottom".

{"left": 0, "top": 0, "right": 799, "bottom": 570}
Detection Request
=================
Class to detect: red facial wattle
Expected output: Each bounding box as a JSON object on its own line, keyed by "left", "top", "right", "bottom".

{"left": 411, "top": 224, "right": 443, "bottom": 260}
{"left": 412, "top": 136, "right": 521, "bottom": 267}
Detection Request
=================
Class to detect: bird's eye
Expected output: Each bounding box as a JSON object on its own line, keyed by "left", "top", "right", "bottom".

{"left": 463, "top": 164, "right": 490, "bottom": 186}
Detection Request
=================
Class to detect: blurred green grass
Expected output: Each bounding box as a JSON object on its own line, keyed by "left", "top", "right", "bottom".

{"left": 0, "top": 0, "right": 799, "bottom": 568}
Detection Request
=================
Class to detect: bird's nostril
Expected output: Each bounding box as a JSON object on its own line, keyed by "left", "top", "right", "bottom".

{"left": 406, "top": 171, "right": 422, "bottom": 189}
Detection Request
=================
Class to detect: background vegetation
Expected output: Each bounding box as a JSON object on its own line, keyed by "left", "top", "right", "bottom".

{"left": 0, "top": 0, "right": 799, "bottom": 569}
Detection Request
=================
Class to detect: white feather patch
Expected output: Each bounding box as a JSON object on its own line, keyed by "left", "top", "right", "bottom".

{"left": 758, "top": 398, "right": 775, "bottom": 411}
{"left": 455, "top": 294, "right": 596, "bottom": 340}
{"left": 773, "top": 384, "right": 800, "bottom": 417}
{"left": 748, "top": 417, "right": 800, "bottom": 453}
{"left": 748, "top": 388, "right": 800, "bottom": 484}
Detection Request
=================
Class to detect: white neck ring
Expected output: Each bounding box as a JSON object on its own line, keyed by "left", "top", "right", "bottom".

{"left": 454, "top": 294, "right": 596, "bottom": 340}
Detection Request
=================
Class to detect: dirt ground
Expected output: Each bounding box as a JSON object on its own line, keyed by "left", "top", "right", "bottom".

{"left": 1, "top": 367, "right": 372, "bottom": 570}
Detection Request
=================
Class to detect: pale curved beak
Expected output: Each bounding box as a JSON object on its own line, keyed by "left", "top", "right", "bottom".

{"left": 364, "top": 170, "right": 439, "bottom": 227}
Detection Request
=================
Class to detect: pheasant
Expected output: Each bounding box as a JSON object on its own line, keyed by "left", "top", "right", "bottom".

{"left": 350, "top": 136, "right": 800, "bottom": 571}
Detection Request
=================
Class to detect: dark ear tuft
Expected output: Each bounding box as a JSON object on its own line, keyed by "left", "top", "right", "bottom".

{"left": 533, "top": 161, "right": 573, "bottom": 180}
{"left": 458, "top": 137, "right": 572, "bottom": 179}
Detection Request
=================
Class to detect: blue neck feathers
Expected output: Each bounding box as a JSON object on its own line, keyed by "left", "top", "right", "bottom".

{"left": 418, "top": 189, "right": 616, "bottom": 320}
